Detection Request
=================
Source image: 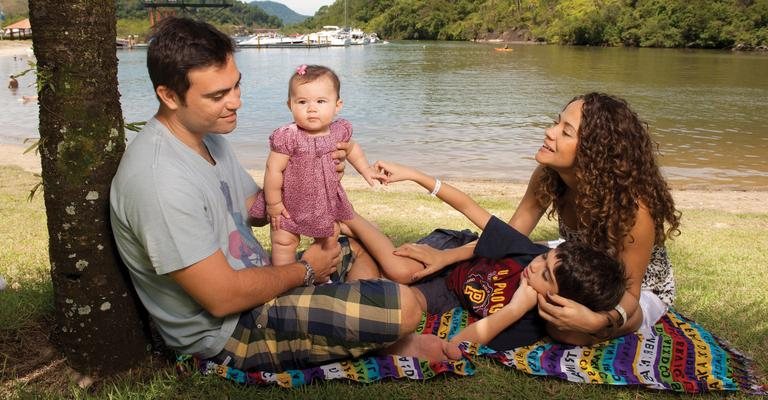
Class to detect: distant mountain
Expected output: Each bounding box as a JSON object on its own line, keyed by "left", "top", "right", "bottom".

{"left": 250, "top": 1, "right": 309, "bottom": 26}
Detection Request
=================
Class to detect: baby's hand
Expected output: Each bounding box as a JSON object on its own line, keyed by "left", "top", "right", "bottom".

{"left": 266, "top": 202, "right": 290, "bottom": 231}
{"left": 372, "top": 160, "right": 414, "bottom": 184}
{"left": 361, "top": 166, "right": 383, "bottom": 187}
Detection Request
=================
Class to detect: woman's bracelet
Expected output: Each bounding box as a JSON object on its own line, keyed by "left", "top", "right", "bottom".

{"left": 614, "top": 304, "right": 627, "bottom": 328}
{"left": 430, "top": 178, "right": 442, "bottom": 196}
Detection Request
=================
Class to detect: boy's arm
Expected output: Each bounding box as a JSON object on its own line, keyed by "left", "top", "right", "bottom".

{"left": 345, "top": 140, "right": 376, "bottom": 186}
{"left": 449, "top": 281, "right": 537, "bottom": 345}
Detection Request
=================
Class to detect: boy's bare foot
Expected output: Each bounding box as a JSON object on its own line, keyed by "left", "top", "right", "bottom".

{"left": 382, "top": 334, "right": 462, "bottom": 362}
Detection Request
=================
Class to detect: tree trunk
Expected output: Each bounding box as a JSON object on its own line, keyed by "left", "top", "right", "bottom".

{"left": 29, "top": 0, "right": 151, "bottom": 376}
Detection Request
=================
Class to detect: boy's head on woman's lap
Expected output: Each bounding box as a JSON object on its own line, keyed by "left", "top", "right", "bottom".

{"left": 525, "top": 241, "right": 625, "bottom": 312}
{"left": 550, "top": 241, "right": 626, "bottom": 312}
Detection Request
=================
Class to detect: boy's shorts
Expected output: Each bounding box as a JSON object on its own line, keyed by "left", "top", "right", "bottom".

{"left": 212, "top": 237, "right": 403, "bottom": 372}
{"left": 412, "top": 274, "right": 461, "bottom": 315}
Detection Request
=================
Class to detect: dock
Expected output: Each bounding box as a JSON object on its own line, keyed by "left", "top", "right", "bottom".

{"left": 237, "top": 42, "right": 331, "bottom": 49}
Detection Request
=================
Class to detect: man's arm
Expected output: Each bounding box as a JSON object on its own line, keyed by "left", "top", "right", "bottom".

{"left": 170, "top": 243, "right": 341, "bottom": 317}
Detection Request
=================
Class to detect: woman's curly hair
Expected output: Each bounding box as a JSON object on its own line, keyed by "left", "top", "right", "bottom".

{"left": 536, "top": 93, "right": 681, "bottom": 257}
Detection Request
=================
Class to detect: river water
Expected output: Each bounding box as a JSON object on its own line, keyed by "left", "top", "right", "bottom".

{"left": 2, "top": 41, "right": 767, "bottom": 189}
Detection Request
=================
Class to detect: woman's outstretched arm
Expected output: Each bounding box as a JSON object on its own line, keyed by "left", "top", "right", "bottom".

{"left": 374, "top": 160, "right": 492, "bottom": 229}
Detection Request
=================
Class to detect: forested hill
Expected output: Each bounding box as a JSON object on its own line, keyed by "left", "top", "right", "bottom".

{"left": 298, "top": 0, "right": 768, "bottom": 49}
{"left": 116, "top": 0, "right": 282, "bottom": 30}
{"left": 251, "top": 1, "right": 309, "bottom": 25}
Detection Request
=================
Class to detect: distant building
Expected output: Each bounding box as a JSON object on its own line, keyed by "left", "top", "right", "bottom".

{"left": 2, "top": 18, "right": 31, "bottom": 39}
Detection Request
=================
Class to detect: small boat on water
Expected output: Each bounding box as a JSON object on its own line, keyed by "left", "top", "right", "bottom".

{"left": 349, "top": 28, "right": 369, "bottom": 45}
{"left": 236, "top": 26, "right": 385, "bottom": 49}
{"left": 238, "top": 33, "right": 325, "bottom": 48}
{"left": 304, "top": 25, "right": 351, "bottom": 47}
{"left": 368, "top": 33, "right": 382, "bottom": 44}
{"left": 494, "top": 47, "right": 514, "bottom": 52}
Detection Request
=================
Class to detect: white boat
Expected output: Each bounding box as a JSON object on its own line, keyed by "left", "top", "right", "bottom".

{"left": 368, "top": 33, "right": 381, "bottom": 44}
{"left": 238, "top": 34, "right": 305, "bottom": 47}
{"left": 349, "top": 28, "right": 369, "bottom": 45}
{"left": 305, "top": 26, "right": 351, "bottom": 47}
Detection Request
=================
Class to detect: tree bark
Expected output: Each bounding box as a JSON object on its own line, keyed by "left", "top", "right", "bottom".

{"left": 29, "top": 0, "right": 151, "bottom": 376}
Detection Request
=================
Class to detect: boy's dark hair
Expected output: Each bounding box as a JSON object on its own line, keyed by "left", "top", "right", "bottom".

{"left": 288, "top": 64, "right": 341, "bottom": 100}
{"left": 554, "top": 241, "right": 626, "bottom": 311}
{"left": 147, "top": 17, "right": 234, "bottom": 104}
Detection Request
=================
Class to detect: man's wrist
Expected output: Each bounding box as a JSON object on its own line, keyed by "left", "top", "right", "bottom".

{"left": 298, "top": 259, "right": 315, "bottom": 286}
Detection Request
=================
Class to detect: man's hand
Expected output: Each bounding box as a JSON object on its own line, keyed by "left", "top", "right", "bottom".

{"left": 300, "top": 240, "right": 342, "bottom": 284}
{"left": 333, "top": 141, "right": 351, "bottom": 178}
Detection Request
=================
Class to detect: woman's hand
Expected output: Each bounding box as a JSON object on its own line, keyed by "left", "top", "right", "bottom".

{"left": 373, "top": 160, "right": 418, "bottom": 185}
{"left": 393, "top": 243, "right": 451, "bottom": 281}
{"left": 536, "top": 292, "right": 604, "bottom": 334}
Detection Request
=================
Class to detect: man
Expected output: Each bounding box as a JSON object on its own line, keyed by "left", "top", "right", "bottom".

{"left": 8, "top": 75, "right": 18, "bottom": 89}
{"left": 110, "top": 17, "right": 450, "bottom": 372}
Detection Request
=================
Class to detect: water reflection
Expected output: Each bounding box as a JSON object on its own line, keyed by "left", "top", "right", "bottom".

{"left": 0, "top": 41, "right": 766, "bottom": 188}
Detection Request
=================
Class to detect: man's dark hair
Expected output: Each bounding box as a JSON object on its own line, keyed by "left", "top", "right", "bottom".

{"left": 147, "top": 17, "right": 234, "bottom": 103}
{"left": 554, "top": 241, "right": 627, "bottom": 312}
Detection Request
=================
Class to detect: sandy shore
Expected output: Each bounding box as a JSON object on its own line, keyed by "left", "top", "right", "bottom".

{"left": 2, "top": 142, "right": 766, "bottom": 213}
{"left": 0, "top": 40, "right": 33, "bottom": 57}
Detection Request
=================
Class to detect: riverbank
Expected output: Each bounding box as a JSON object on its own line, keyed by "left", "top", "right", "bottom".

{"left": 0, "top": 40, "right": 32, "bottom": 57}
{"left": 2, "top": 142, "right": 767, "bottom": 213}
{"left": 1, "top": 161, "right": 766, "bottom": 398}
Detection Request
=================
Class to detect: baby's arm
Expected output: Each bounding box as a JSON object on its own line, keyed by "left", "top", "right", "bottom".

{"left": 345, "top": 140, "right": 377, "bottom": 186}
{"left": 449, "top": 280, "right": 537, "bottom": 346}
{"left": 264, "top": 151, "right": 291, "bottom": 227}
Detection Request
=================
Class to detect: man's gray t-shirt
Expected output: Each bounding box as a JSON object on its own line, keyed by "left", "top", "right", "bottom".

{"left": 110, "top": 118, "right": 270, "bottom": 358}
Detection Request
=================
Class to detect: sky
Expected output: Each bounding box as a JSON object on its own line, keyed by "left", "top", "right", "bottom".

{"left": 271, "top": 1, "right": 335, "bottom": 16}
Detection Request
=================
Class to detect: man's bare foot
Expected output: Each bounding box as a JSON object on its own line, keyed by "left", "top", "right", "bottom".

{"left": 382, "top": 334, "right": 462, "bottom": 362}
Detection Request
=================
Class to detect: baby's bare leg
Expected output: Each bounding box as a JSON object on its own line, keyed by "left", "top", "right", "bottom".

{"left": 271, "top": 228, "right": 300, "bottom": 266}
{"left": 343, "top": 213, "right": 425, "bottom": 284}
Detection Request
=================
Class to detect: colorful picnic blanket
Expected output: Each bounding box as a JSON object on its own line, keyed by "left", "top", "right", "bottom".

{"left": 181, "top": 308, "right": 766, "bottom": 395}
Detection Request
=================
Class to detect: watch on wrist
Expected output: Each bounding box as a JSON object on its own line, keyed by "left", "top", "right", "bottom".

{"left": 299, "top": 259, "right": 315, "bottom": 286}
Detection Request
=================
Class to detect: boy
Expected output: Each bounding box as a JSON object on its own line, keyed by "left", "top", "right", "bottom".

{"left": 344, "top": 160, "right": 627, "bottom": 351}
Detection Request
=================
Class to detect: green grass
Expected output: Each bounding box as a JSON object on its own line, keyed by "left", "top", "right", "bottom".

{"left": 1, "top": 165, "right": 766, "bottom": 399}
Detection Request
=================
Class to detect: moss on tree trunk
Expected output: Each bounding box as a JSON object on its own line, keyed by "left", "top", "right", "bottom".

{"left": 29, "top": 0, "right": 151, "bottom": 377}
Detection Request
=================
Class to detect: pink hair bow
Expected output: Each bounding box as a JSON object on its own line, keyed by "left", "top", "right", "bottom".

{"left": 296, "top": 64, "right": 308, "bottom": 75}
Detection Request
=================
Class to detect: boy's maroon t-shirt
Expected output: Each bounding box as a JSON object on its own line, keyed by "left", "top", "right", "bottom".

{"left": 445, "top": 256, "right": 525, "bottom": 317}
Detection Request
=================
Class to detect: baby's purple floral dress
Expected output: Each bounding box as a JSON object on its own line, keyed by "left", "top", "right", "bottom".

{"left": 250, "top": 119, "right": 355, "bottom": 238}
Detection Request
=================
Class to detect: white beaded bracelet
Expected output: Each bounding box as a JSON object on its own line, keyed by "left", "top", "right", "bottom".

{"left": 430, "top": 178, "right": 442, "bottom": 196}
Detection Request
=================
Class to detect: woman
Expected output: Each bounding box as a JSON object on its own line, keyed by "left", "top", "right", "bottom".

{"left": 382, "top": 92, "right": 681, "bottom": 345}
